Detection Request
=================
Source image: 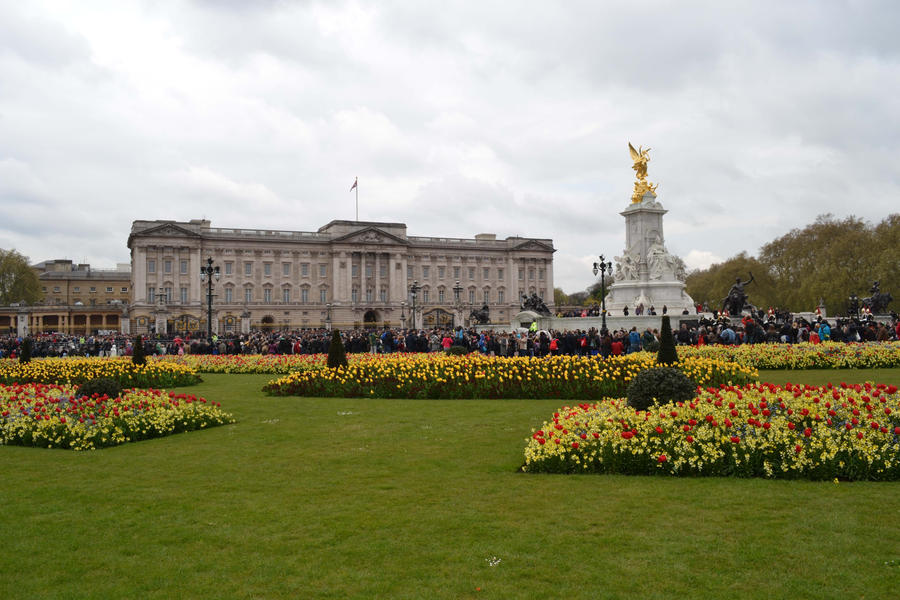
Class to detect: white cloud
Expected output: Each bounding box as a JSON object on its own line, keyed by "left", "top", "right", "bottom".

{"left": 1, "top": 0, "right": 899, "bottom": 295}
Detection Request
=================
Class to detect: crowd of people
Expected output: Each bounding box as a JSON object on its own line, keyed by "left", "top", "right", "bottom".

{"left": 1, "top": 312, "right": 898, "bottom": 360}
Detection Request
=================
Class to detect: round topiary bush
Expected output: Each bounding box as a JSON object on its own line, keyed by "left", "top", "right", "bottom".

{"left": 446, "top": 345, "right": 468, "bottom": 356}
{"left": 626, "top": 367, "right": 696, "bottom": 411}
{"left": 76, "top": 377, "right": 122, "bottom": 399}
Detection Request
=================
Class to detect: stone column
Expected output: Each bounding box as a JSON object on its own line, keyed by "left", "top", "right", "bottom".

{"left": 190, "top": 247, "right": 202, "bottom": 304}
{"left": 373, "top": 251, "right": 380, "bottom": 303}
{"left": 133, "top": 247, "right": 147, "bottom": 302}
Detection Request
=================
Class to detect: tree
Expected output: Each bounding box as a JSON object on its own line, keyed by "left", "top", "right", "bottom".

{"left": 327, "top": 329, "right": 348, "bottom": 368}
{"left": 132, "top": 335, "right": 146, "bottom": 366}
{"left": 0, "top": 249, "right": 42, "bottom": 305}
{"left": 553, "top": 287, "right": 569, "bottom": 306}
{"left": 656, "top": 315, "right": 678, "bottom": 365}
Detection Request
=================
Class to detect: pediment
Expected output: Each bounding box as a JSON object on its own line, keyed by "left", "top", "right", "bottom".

{"left": 128, "top": 223, "right": 202, "bottom": 248}
{"left": 511, "top": 239, "right": 555, "bottom": 253}
{"left": 332, "top": 227, "right": 408, "bottom": 245}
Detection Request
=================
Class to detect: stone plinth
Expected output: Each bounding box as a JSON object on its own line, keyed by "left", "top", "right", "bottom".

{"left": 605, "top": 192, "right": 695, "bottom": 315}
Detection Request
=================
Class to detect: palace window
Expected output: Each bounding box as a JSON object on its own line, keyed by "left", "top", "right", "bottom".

{"left": 147, "top": 259, "right": 156, "bottom": 274}
{"left": 366, "top": 288, "right": 373, "bottom": 302}
{"left": 147, "top": 288, "right": 155, "bottom": 302}
{"left": 302, "top": 263, "right": 310, "bottom": 277}
{"left": 438, "top": 289, "right": 445, "bottom": 303}
{"left": 366, "top": 264, "right": 373, "bottom": 277}
{"left": 352, "top": 264, "right": 359, "bottom": 277}
{"left": 422, "top": 266, "right": 430, "bottom": 279}
{"left": 379, "top": 263, "right": 387, "bottom": 277}
{"left": 498, "top": 268, "right": 504, "bottom": 279}
{"left": 453, "top": 266, "right": 460, "bottom": 279}
{"left": 380, "top": 289, "right": 387, "bottom": 302}
{"left": 518, "top": 268, "right": 524, "bottom": 280}
{"left": 438, "top": 266, "right": 445, "bottom": 279}
{"left": 319, "top": 264, "right": 327, "bottom": 277}
{"left": 483, "top": 289, "right": 490, "bottom": 303}
{"left": 164, "top": 260, "right": 172, "bottom": 274}
{"left": 423, "top": 289, "right": 430, "bottom": 303}
{"left": 180, "top": 287, "right": 188, "bottom": 303}
{"left": 283, "top": 263, "right": 291, "bottom": 276}
{"left": 264, "top": 288, "right": 272, "bottom": 303}
{"left": 283, "top": 288, "right": 291, "bottom": 303}
{"left": 320, "top": 289, "right": 327, "bottom": 303}
{"left": 407, "top": 265, "right": 413, "bottom": 279}
{"left": 180, "top": 260, "right": 188, "bottom": 275}
{"left": 244, "top": 288, "right": 253, "bottom": 303}
{"left": 483, "top": 267, "right": 490, "bottom": 280}
{"left": 539, "top": 268, "right": 545, "bottom": 280}
{"left": 352, "top": 288, "right": 359, "bottom": 303}
{"left": 468, "top": 267, "right": 475, "bottom": 280}
{"left": 302, "top": 288, "right": 310, "bottom": 303}
{"left": 245, "top": 262, "right": 252, "bottom": 276}
{"left": 225, "top": 288, "right": 233, "bottom": 303}
{"left": 225, "top": 262, "right": 233, "bottom": 275}
{"left": 264, "top": 263, "right": 272, "bottom": 276}
{"left": 468, "top": 290, "right": 475, "bottom": 304}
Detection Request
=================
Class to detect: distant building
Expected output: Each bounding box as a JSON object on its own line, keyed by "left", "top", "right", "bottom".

{"left": 0, "top": 260, "right": 131, "bottom": 335}
{"left": 127, "top": 219, "right": 555, "bottom": 334}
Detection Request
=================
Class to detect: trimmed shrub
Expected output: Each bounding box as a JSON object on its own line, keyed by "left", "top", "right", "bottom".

{"left": 446, "top": 345, "right": 468, "bottom": 356}
{"left": 656, "top": 315, "right": 678, "bottom": 365}
{"left": 132, "top": 336, "right": 146, "bottom": 366}
{"left": 19, "top": 337, "right": 33, "bottom": 364}
{"left": 327, "top": 329, "right": 348, "bottom": 368}
{"left": 76, "top": 377, "right": 122, "bottom": 399}
{"left": 626, "top": 366, "right": 696, "bottom": 411}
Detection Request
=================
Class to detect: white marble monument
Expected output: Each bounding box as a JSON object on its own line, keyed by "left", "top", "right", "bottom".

{"left": 604, "top": 145, "right": 695, "bottom": 315}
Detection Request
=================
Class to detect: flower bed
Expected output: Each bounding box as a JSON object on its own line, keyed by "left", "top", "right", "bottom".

{"left": 0, "top": 357, "right": 200, "bottom": 387}
{"left": 263, "top": 354, "right": 758, "bottom": 399}
{"left": 522, "top": 382, "right": 900, "bottom": 480}
{"left": 678, "top": 342, "right": 900, "bottom": 370}
{"left": 0, "top": 382, "right": 233, "bottom": 450}
{"left": 158, "top": 354, "right": 329, "bottom": 374}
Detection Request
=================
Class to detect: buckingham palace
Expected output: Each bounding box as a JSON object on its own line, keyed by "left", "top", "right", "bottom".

{"left": 127, "top": 218, "right": 555, "bottom": 334}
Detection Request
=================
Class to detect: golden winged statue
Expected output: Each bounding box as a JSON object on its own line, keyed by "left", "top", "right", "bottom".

{"left": 628, "top": 142, "right": 657, "bottom": 203}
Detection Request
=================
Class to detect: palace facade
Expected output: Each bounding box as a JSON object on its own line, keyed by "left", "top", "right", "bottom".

{"left": 0, "top": 260, "right": 131, "bottom": 336}
{"left": 127, "top": 219, "right": 555, "bottom": 334}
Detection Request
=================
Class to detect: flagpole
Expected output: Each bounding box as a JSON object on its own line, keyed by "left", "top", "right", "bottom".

{"left": 356, "top": 177, "right": 358, "bottom": 221}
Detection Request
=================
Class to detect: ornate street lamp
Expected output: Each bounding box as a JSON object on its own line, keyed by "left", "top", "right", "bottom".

{"left": 592, "top": 255, "right": 613, "bottom": 333}
{"left": 408, "top": 280, "right": 421, "bottom": 330}
{"left": 199, "top": 257, "right": 220, "bottom": 340}
{"left": 325, "top": 302, "right": 332, "bottom": 330}
{"left": 400, "top": 301, "right": 407, "bottom": 329}
{"left": 452, "top": 280, "right": 463, "bottom": 328}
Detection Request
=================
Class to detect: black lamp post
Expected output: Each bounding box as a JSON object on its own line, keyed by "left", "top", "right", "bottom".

{"left": 325, "top": 302, "right": 332, "bottom": 330}
{"left": 592, "top": 255, "right": 613, "bottom": 333}
{"left": 452, "top": 280, "right": 463, "bottom": 327}
{"left": 199, "top": 257, "right": 220, "bottom": 340}
{"left": 408, "top": 280, "right": 420, "bottom": 330}
{"left": 400, "top": 301, "right": 407, "bottom": 328}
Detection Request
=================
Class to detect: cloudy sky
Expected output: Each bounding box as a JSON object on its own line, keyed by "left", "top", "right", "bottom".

{"left": 1, "top": 1, "right": 898, "bottom": 294}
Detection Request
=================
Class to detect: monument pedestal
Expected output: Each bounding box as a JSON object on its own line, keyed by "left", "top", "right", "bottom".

{"left": 605, "top": 192, "right": 695, "bottom": 315}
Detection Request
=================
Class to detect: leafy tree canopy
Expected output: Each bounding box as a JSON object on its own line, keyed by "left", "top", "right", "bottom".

{"left": 0, "top": 249, "right": 42, "bottom": 306}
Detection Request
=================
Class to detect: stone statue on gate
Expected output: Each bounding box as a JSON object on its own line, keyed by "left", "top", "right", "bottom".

{"left": 861, "top": 281, "right": 893, "bottom": 314}
{"left": 520, "top": 293, "right": 551, "bottom": 316}
{"left": 470, "top": 304, "right": 491, "bottom": 324}
{"left": 722, "top": 273, "right": 754, "bottom": 315}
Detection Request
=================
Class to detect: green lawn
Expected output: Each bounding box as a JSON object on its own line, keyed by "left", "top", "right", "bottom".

{"left": 2, "top": 370, "right": 900, "bottom": 599}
